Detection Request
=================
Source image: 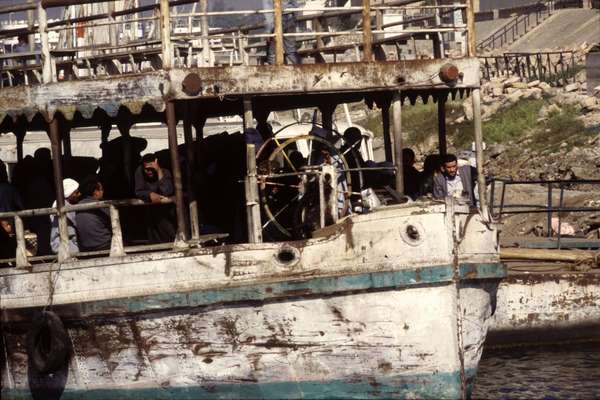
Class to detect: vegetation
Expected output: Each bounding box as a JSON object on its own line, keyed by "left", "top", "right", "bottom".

{"left": 358, "top": 98, "right": 599, "bottom": 153}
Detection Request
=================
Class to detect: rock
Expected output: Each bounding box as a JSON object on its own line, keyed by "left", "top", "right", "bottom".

{"left": 564, "top": 82, "right": 580, "bottom": 92}
{"left": 507, "top": 90, "right": 523, "bottom": 104}
{"left": 538, "top": 103, "right": 561, "bottom": 120}
{"left": 510, "top": 82, "right": 529, "bottom": 89}
{"left": 593, "top": 85, "right": 600, "bottom": 96}
{"left": 503, "top": 76, "right": 521, "bottom": 87}
{"left": 576, "top": 70, "right": 586, "bottom": 84}
{"left": 462, "top": 100, "right": 473, "bottom": 121}
{"left": 492, "top": 86, "right": 503, "bottom": 97}
{"left": 488, "top": 144, "right": 506, "bottom": 158}
{"left": 527, "top": 80, "right": 540, "bottom": 88}
{"left": 538, "top": 81, "right": 555, "bottom": 97}
{"left": 571, "top": 166, "right": 600, "bottom": 180}
{"left": 580, "top": 96, "right": 598, "bottom": 109}
{"left": 523, "top": 88, "right": 542, "bottom": 100}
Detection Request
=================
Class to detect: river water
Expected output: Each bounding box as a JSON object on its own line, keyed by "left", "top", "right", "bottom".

{"left": 473, "top": 342, "right": 600, "bottom": 399}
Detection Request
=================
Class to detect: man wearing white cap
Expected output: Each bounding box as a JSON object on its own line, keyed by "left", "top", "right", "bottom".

{"left": 50, "top": 178, "right": 81, "bottom": 254}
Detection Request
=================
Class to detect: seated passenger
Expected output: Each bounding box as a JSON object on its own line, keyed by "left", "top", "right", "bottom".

{"left": 432, "top": 154, "right": 477, "bottom": 206}
{"left": 134, "top": 153, "right": 176, "bottom": 243}
{"left": 402, "top": 148, "right": 421, "bottom": 200}
{"left": 50, "top": 178, "right": 81, "bottom": 254}
{"left": 419, "top": 154, "right": 441, "bottom": 196}
{"left": 0, "top": 159, "right": 21, "bottom": 262}
{"left": 76, "top": 175, "right": 112, "bottom": 252}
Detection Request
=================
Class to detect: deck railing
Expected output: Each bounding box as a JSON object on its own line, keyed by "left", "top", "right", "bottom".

{"left": 0, "top": 0, "right": 473, "bottom": 87}
{"left": 490, "top": 178, "right": 600, "bottom": 248}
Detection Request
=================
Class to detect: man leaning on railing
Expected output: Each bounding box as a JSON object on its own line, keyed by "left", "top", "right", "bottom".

{"left": 265, "top": 0, "right": 300, "bottom": 64}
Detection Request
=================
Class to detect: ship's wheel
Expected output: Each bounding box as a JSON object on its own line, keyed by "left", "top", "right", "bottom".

{"left": 256, "top": 132, "right": 357, "bottom": 240}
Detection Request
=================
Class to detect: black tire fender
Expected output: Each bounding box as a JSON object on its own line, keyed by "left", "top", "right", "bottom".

{"left": 26, "top": 311, "right": 70, "bottom": 374}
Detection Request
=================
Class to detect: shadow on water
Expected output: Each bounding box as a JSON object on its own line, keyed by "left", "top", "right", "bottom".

{"left": 473, "top": 342, "right": 600, "bottom": 399}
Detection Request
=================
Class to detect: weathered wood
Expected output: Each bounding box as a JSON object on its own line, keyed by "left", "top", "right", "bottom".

{"left": 391, "top": 92, "right": 403, "bottom": 194}
{"left": 362, "top": 0, "right": 373, "bottom": 62}
{"left": 13, "top": 216, "right": 31, "bottom": 269}
{"left": 160, "top": 0, "right": 173, "bottom": 69}
{"left": 273, "top": 0, "right": 284, "bottom": 65}
{"left": 49, "top": 118, "right": 70, "bottom": 263}
{"left": 38, "top": 2, "right": 53, "bottom": 84}
{"left": 438, "top": 93, "right": 447, "bottom": 156}
{"left": 500, "top": 248, "right": 600, "bottom": 265}
{"left": 108, "top": 205, "right": 125, "bottom": 257}
{"left": 165, "top": 101, "right": 189, "bottom": 244}
{"left": 245, "top": 144, "right": 262, "bottom": 244}
{"left": 183, "top": 103, "right": 200, "bottom": 240}
{"left": 471, "top": 88, "right": 487, "bottom": 214}
{"left": 466, "top": 0, "right": 476, "bottom": 57}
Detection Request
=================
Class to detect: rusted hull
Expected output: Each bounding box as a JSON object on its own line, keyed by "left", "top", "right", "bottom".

{"left": 488, "top": 271, "right": 600, "bottom": 345}
{"left": 0, "top": 201, "right": 504, "bottom": 399}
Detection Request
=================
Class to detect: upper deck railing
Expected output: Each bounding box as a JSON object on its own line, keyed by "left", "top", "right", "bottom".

{"left": 0, "top": 0, "right": 476, "bottom": 87}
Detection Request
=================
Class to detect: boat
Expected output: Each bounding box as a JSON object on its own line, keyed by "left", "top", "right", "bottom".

{"left": 0, "top": 0, "right": 505, "bottom": 398}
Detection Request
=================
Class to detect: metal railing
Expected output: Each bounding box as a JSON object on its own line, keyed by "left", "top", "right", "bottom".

{"left": 0, "top": 0, "right": 473, "bottom": 87}
{"left": 490, "top": 178, "right": 600, "bottom": 248}
{"left": 476, "top": 0, "right": 555, "bottom": 53}
{"left": 481, "top": 50, "right": 577, "bottom": 85}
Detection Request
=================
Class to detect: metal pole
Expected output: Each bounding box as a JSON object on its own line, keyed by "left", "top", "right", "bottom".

{"left": 471, "top": 88, "right": 488, "bottom": 213}
{"left": 547, "top": 184, "right": 553, "bottom": 237}
{"left": 245, "top": 144, "right": 262, "bottom": 243}
{"left": 392, "top": 92, "right": 404, "bottom": 194}
{"left": 160, "top": 0, "right": 172, "bottom": 69}
{"left": 165, "top": 101, "right": 189, "bottom": 243}
{"left": 438, "top": 94, "right": 447, "bottom": 156}
{"left": 38, "top": 2, "right": 54, "bottom": 83}
{"left": 200, "top": 0, "right": 210, "bottom": 66}
{"left": 243, "top": 97, "right": 254, "bottom": 129}
{"left": 183, "top": 103, "right": 200, "bottom": 240}
{"left": 362, "top": 0, "right": 373, "bottom": 61}
{"left": 273, "top": 0, "right": 284, "bottom": 65}
{"left": 49, "top": 118, "right": 70, "bottom": 262}
{"left": 466, "top": 0, "right": 476, "bottom": 57}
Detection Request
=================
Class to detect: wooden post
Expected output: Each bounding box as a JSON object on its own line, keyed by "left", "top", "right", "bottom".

{"left": 245, "top": 144, "right": 262, "bottom": 243}
{"left": 466, "top": 0, "right": 476, "bottom": 57}
{"left": 273, "top": 0, "right": 284, "bottom": 66}
{"left": 165, "top": 101, "right": 189, "bottom": 244}
{"left": 391, "top": 92, "right": 403, "bottom": 194}
{"left": 159, "top": 0, "right": 172, "bottom": 69}
{"left": 200, "top": 0, "right": 211, "bottom": 67}
{"left": 14, "top": 215, "right": 31, "bottom": 269}
{"left": 61, "top": 122, "right": 72, "bottom": 158}
{"left": 49, "top": 118, "right": 70, "bottom": 262}
{"left": 438, "top": 93, "right": 447, "bottom": 156}
{"left": 14, "top": 127, "right": 26, "bottom": 162}
{"left": 107, "top": 0, "right": 118, "bottom": 49}
{"left": 362, "top": 0, "right": 373, "bottom": 62}
{"left": 183, "top": 103, "right": 200, "bottom": 240}
{"left": 108, "top": 205, "right": 125, "bottom": 257}
{"left": 27, "top": 0, "right": 35, "bottom": 52}
{"left": 243, "top": 97, "right": 254, "bottom": 129}
{"left": 471, "top": 88, "right": 488, "bottom": 213}
{"left": 38, "top": 2, "right": 54, "bottom": 83}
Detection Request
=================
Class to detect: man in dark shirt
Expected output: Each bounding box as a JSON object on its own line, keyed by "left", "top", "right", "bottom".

{"left": 0, "top": 159, "right": 21, "bottom": 262}
{"left": 76, "top": 175, "right": 112, "bottom": 252}
{"left": 134, "top": 153, "right": 176, "bottom": 243}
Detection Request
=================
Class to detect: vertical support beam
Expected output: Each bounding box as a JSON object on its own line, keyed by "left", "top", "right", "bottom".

{"left": 200, "top": 0, "right": 211, "bottom": 67}
{"left": 466, "top": 0, "right": 476, "bottom": 57}
{"left": 159, "top": 0, "right": 173, "bottom": 69}
{"left": 61, "top": 122, "right": 72, "bottom": 158}
{"left": 438, "top": 94, "right": 447, "bottom": 156}
{"left": 27, "top": 0, "right": 35, "bottom": 52}
{"left": 165, "top": 101, "right": 189, "bottom": 243}
{"left": 273, "top": 0, "right": 285, "bottom": 66}
{"left": 243, "top": 97, "right": 254, "bottom": 129}
{"left": 319, "top": 104, "right": 335, "bottom": 140}
{"left": 38, "top": 2, "right": 54, "bottom": 83}
{"left": 245, "top": 144, "right": 262, "bottom": 243}
{"left": 14, "top": 127, "right": 26, "bottom": 162}
{"left": 471, "top": 88, "right": 488, "bottom": 213}
{"left": 108, "top": 205, "right": 125, "bottom": 257}
{"left": 433, "top": 0, "right": 444, "bottom": 59}
{"left": 107, "top": 0, "right": 118, "bottom": 49}
{"left": 381, "top": 101, "right": 393, "bottom": 163}
{"left": 192, "top": 115, "right": 206, "bottom": 142}
{"left": 49, "top": 118, "right": 70, "bottom": 262}
{"left": 362, "top": 0, "right": 373, "bottom": 62}
{"left": 183, "top": 103, "right": 200, "bottom": 240}
{"left": 14, "top": 215, "right": 31, "bottom": 269}
{"left": 391, "top": 92, "right": 404, "bottom": 194}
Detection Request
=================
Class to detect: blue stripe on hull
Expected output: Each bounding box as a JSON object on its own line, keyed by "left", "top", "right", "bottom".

{"left": 2, "top": 370, "right": 475, "bottom": 400}
{"left": 79, "top": 263, "right": 505, "bottom": 317}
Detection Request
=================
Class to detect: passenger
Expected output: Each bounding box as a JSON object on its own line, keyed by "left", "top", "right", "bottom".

{"left": 76, "top": 175, "right": 112, "bottom": 252}
{"left": 432, "top": 154, "right": 477, "bottom": 206}
{"left": 134, "top": 153, "right": 176, "bottom": 243}
{"left": 50, "top": 178, "right": 81, "bottom": 254}
{"left": 265, "top": 0, "right": 300, "bottom": 65}
{"left": 0, "top": 159, "right": 21, "bottom": 262}
{"left": 402, "top": 148, "right": 421, "bottom": 200}
{"left": 419, "top": 154, "right": 442, "bottom": 196}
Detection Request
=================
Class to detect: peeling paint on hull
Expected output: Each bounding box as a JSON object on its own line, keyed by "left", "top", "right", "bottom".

{"left": 489, "top": 271, "right": 600, "bottom": 345}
